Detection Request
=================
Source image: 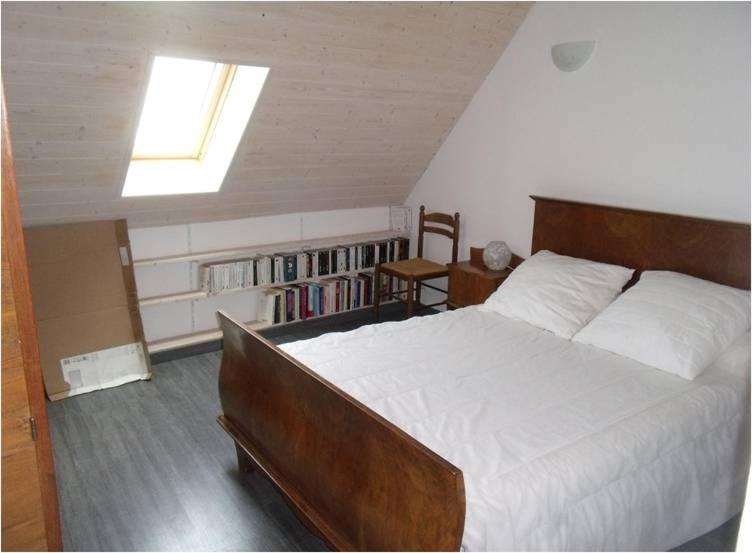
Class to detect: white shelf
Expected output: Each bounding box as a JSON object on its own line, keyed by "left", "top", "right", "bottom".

{"left": 147, "top": 303, "right": 390, "bottom": 354}
{"left": 138, "top": 267, "right": 379, "bottom": 307}
{"left": 139, "top": 290, "right": 207, "bottom": 307}
{"left": 133, "top": 229, "right": 405, "bottom": 267}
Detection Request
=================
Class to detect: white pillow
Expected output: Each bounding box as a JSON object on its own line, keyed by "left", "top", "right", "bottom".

{"left": 573, "top": 271, "right": 751, "bottom": 379}
{"left": 483, "top": 250, "right": 634, "bottom": 338}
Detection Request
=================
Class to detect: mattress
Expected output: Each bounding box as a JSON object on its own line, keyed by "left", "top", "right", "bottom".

{"left": 280, "top": 306, "right": 750, "bottom": 551}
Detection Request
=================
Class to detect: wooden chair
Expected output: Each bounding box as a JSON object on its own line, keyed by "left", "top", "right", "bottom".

{"left": 374, "top": 206, "right": 460, "bottom": 319}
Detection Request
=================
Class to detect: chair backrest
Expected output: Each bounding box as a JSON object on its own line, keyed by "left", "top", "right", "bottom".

{"left": 417, "top": 205, "right": 460, "bottom": 263}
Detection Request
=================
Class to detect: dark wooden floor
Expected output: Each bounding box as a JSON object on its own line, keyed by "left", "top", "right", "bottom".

{"left": 46, "top": 303, "right": 740, "bottom": 551}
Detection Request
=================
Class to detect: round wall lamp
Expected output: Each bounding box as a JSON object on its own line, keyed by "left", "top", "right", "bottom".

{"left": 551, "top": 40, "right": 596, "bottom": 72}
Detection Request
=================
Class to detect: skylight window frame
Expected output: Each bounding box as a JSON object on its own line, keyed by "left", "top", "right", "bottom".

{"left": 130, "top": 61, "right": 238, "bottom": 162}
{"left": 122, "top": 57, "right": 270, "bottom": 198}
{"left": 195, "top": 64, "right": 237, "bottom": 161}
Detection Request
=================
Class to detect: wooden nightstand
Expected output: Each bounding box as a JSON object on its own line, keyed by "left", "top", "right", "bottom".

{"left": 447, "top": 247, "right": 518, "bottom": 309}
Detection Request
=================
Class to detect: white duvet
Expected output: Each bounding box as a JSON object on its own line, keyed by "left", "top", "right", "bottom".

{"left": 280, "top": 306, "right": 750, "bottom": 551}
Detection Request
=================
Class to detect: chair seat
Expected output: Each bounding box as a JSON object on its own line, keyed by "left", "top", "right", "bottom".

{"left": 378, "top": 257, "right": 448, "bottom": 279}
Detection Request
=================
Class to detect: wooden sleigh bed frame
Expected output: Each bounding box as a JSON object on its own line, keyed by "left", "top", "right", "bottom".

{"left": 217, "top": 196, "right": 750, "bottom": 551}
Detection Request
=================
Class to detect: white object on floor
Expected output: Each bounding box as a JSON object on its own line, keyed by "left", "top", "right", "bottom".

{"left": 56, "top": 342, "right": 150, "bottom": 401}
{"left": 281, "top": 306, "right": 750, "bottom": 551}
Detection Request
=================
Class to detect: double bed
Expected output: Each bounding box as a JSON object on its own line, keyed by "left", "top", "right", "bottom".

{"left": 216, "top": 197, "right": 751, "bottom": 551}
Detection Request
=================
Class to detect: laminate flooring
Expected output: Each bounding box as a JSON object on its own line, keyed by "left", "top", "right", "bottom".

{"left": 46, "top": 303, "right": 742, "bottom": 551}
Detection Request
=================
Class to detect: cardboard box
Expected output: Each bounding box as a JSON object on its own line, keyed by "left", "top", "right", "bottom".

{"left": 24, "top": 220, "right": 151, "bottom": 400}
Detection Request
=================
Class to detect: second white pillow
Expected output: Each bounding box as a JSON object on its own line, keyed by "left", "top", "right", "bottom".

{"left": 572, "top": 271, "right": 751, "bottom": 379}
{"left": 482, "top": 250, "right": 634, "bottom": 338}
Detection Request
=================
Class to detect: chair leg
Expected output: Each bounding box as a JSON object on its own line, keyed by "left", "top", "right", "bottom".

{"left": 415, "top": 279, "right": 422, "bottom": 310}
{"left": 373, "top": 265, "right": 381, "bottom": 321}
{"left": 406, "top": 277, "right": 415, "bottom": 318}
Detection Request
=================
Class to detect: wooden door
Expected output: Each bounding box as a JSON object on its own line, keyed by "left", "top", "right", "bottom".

{"left": 1, "top": 85, "right": 62, "bottom": 550}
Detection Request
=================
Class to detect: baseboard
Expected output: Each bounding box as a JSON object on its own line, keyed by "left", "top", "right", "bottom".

{"left": 150, "top": 338, "right": 224, "bottom": 364}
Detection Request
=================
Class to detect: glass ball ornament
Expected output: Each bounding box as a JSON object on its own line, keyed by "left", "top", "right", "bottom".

{"left": 483, "top": 241, "right": 512, "bottom": 270}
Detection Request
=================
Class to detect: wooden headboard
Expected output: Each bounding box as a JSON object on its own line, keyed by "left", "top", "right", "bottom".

{"left": 530, "top": 196, "right": 751, "bottom": 290}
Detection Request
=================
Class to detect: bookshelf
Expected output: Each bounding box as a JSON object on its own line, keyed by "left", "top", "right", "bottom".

{"left": 136, "top": 230, "right": 409, "bottom": 352}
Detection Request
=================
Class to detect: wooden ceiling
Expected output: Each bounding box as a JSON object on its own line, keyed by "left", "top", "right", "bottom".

{"left": 1, "top": 1, "right": 529, "bottom": 227}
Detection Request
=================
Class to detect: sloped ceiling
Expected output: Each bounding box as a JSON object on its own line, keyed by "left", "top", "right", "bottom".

{"left": 2, "top": 1, "right": 530, "bottom": 227}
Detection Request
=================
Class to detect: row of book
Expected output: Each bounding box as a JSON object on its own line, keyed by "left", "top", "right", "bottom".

{"left": 260, "top": 273, "right": 380, "bottom": 324}
{"left": 200, "top": 237, "right": 409, "bottom": 295}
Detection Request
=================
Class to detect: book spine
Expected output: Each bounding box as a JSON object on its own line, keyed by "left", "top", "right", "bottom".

{"left": 293, "top": 287, "right": 300, "bottom": 321}
{"left": 299, "top": 285, "right": 308, "bottom": 320}
{"left": 285, "top": 288, "right": 294, "bottom": 322}
{"left": 284, "top": 255, "right": 297, "bottom": 282}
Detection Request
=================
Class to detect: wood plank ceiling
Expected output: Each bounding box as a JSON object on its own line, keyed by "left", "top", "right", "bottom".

{"left": 1, "top": 1, "right": 530, "bottom": 228}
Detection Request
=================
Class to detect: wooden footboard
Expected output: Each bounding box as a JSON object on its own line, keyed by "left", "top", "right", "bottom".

{"left": 216, "top": 311, "right": 465, "bottom": 551}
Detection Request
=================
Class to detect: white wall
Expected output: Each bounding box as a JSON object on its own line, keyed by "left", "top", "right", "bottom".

{"left": 407, "top": 2, "right": 750, "bottom": 264}
{"left": 129, "top": 207, "right": 390, "bottom": 342}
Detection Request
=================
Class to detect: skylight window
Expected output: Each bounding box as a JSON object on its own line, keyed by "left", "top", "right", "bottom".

{"left": 132, "top": 57, "right": 233, "bottom": 160}
{"left": 122, "top": 56, "right": 269, "bottom": 197}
